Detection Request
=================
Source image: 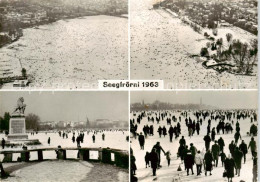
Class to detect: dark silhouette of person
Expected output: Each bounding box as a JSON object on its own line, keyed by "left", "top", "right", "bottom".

{"left": 220, "top": 151, "right": 226, "bottom": 167}
{"left": 150, "top": 148, "right": 159, "bottom": 176}
{"left": 211, "top": 141, "right": 220, "bottom": 167}
{"left": 218, "top": 137, "right": 225, "bottom": 152}
{"left": 233, "top": 147, "right": 243, "bottom": 176}
{"left": 138, "top": 132, "right": 145, "bottom": 150}
{"left": 239, "top": 140, "right": 248, "bottom": 164}
{"left": 145, "top": 152, "right": 150, "bottom": 168}
{"left": 229, "top": 140, "right": 236, "bottom": 158}
{"left": 248, "top": 137, "right": 257, "bottom": 159}
{"left": 179, "top": 136, "right": 186, "bottom": 147}
{"left": 168, "top": 125, "right": 174, "bottom": 142}
{"left": 48, "top": 137, "right": 50, "bottom": 145}
{"left": 195, "top": 122, "right": 200, "bottom": 135}
{"left": 72, "top": 135, "right": 75, "bottom": 143}
{"left": 204, "top": 150, "right": 213, "bottom": 176}
{"left": 184, "top": 151, "right": 194, "bottom": 176}
{"left": 224, "top": 154, "right": 235, "bottom": 182}
{"left": 203, "top": 134, "right": 211, "bottom": 151}
{"left": 102, "top": 133, "right": 105, "bottom": 141}
{"left": 1, "top": 138, "right": 5, "bottom": 149}
{"left": 152, "top": 142, "right": 165, "bottom": 168}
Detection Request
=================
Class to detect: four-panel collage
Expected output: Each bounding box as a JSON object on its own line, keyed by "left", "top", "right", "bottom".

{"left": 0, "top": 0, "right": 258, "bottom": 182}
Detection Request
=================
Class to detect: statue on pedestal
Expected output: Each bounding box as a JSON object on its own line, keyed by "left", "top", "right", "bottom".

{"left": 12, "top": 97, "right": 26, "bottom": 115}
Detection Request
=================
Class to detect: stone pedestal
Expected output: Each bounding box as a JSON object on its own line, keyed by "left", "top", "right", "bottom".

{"left": 7, "top": 116, "right": 28, "bottom": 140}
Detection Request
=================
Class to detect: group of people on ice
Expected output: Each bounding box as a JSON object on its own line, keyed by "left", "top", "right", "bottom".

{"left": 131, "top": 110, "right": 258, "bottom": 182}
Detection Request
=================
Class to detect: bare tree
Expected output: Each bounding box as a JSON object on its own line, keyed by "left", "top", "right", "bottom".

{"left": 25, "top": 113, "right": 40, "bottom": 131}
{"left": 226, "top": 33, "right": 233, "bottom": 44}
{"left": 230, "top": 39, "right": 257, "bottom": 75}
{"left": 245, "top": 39, "right": 258, "bottom": 75}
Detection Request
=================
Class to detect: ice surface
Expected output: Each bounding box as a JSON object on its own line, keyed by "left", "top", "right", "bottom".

{"left": 0, "top": 15, "right": 128, "bottom": 89}
{"left": 0, "top": 130, "right": 129, "bottom": 153}
{"left": 130, "top": 0, "right": 257, "bottom": 89}
{"left": 131, "top": 110, "right": 257, "bottom": 182}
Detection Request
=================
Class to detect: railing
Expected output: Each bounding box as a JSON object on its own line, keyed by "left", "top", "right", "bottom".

{"left": 0, "top": 147, "right": 129, "bottom": 169}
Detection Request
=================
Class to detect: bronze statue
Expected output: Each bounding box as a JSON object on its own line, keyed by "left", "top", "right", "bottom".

{"left": 13, "top": 97, "right": 26, "bottom": 114}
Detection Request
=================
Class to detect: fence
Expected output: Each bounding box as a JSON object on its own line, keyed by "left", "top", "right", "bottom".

{"left": 0, "top": 147, "right": 129, "bottom": 169}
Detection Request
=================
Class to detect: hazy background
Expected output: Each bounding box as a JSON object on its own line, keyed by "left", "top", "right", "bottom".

{"left": 131, "top": 91, "right": 258, "bottom": 109}
{"left": 0, "top": 91, "right": 128, "bottom": 122}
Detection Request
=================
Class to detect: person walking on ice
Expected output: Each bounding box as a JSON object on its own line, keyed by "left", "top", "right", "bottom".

{"left": 165, "top": 151, "right": 171, "bottom": 166}
{"left": 152, "top": 142, "right": 166, "bottom": 168}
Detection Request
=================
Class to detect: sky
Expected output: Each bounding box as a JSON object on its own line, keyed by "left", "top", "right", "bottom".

{"left": 131, "top": 91, "right": 258, "bottom": 109}
{"left": 0, "top": 91, "right": 128, "bottom": 122}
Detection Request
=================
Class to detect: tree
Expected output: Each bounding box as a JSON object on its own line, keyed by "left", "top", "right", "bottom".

{"left": 0, "top": 112, "right": 10, "bottom": 131}
{"left": 246, "top": 39, "right": 258, "bottom": 75}
{"left": 216, "top": 38, "right": 223, "bottom": 57}
{"left": 230, "top": 39, "right": 248, "bottom": 73}
{"left": 22, "top": 68, "right": 27, "bottom": 78}
{"left": 226, "top": 33, "right": 233, "bottom": 44}
{"left": 211, "top": 43, "right": 217, "bottom": 51}
{"left": 25, "top": 113, "right": 40, "bottom": 131}
{"left": 216, "top": 38, "right": 223, "bottom": 46}
{"left": 204, "top": 32, "right": 209, "bottom": 37}
{"left": 200, "top": 47, "right": 209, "bottom": 57}
{"left": 230, "top": 39, "right": 257, "bottom": 75}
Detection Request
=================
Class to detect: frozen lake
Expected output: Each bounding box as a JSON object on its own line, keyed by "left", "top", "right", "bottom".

{"left": 0, "top": 15, "right": 128, "bottom": 89}
{"left": 0, "top": 130, "right": 129, "bottom": 181}
{"left": 0, "top": 130, "right": 129, "bottom": 161}
{"left": 130, "top": 0, "right": 257, "bottom": 89}
{"left": 131, "top": 110, "right": 257, "bottom": 182}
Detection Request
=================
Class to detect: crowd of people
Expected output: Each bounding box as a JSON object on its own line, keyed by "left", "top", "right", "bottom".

{"left": 131, "top": 110, "right": 258, "bottom": 182}
{"left": 0, "top": 129, "right": 128, "bottom": 150}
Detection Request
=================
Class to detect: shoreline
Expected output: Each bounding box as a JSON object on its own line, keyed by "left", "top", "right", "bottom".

{"left": 0, "top": 12, "right": 128, "bottom": 49}
{"left": 160, "top": 7, "right": 257, "bottom": 77}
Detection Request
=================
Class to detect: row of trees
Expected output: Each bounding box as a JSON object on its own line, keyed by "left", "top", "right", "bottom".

{"left": 200, "top": 33, "right": 258, "bottom": 75}
{"left": 130, "top": 101, "right": 210, "bottom": 112}
{"left": 0, "top": 112, "right": 40, "bottom": 132}
{"left": 168, "top": 0, "right": 257, "bottom": 35}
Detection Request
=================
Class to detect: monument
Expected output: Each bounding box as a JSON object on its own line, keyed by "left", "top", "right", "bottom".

{"left": 7, "top": 97, "right": 28, "bottom": 140}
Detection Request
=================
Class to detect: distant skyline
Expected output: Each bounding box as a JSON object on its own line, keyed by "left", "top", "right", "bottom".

{"left": 0, "top": 91, "right": 128, "bottom": 122}
{"left": 131, "top": 91, "right": 258, "bottom": 109}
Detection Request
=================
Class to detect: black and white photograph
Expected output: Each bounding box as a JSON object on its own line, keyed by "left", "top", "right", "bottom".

{"left": 0, "top": 91, "right": 129, "bottom": 181}
{"left": 0, "top": 0, "right": 128, "bottom": 89}
{"left": 130, "top": 0, "right": 258, "bottom": 89}
{"left": 0, "top": 0, "right": 259, "bottom": 181}
{"left": 130, "top": 91, "right": 258, "bottom": 181}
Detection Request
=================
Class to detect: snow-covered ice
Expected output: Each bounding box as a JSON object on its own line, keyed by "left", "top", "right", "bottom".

{"left": 131, "top": 110, "right": 257, "bottom": 182}
{"left": 0, "top": 130, "right": 129, "bottom": 153}
{"left": 0, "top": 130, "right": 129, "bottom": 181}
{"left": 130, "top": 0, "right": 257, "bottom": 89}
{"left": 0, "top": 15, "right": 128, "bottom": 89}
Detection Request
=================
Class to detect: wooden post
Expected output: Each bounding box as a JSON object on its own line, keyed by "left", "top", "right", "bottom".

{"left": 38, "top": 150, "right": 43, "bottom": 161}
{"left": 3, "top": 153, "right": 12, "bottom": 162}
{"left": 98, "top": 150, "right": 102, "bottom": 161}
{"left": 102, "top": 149, "right": 111, "bottom": 164}
{"left": 78, "top": 149, "right": 85, "bottom": 160}
{"left": 63, "top": 150, "right": 66, "bottom": 160}
{"left": 25, "top": 151, "right": 30, "bottom": 162}
{"left": 85, "top": 149, "right": 89, "bottom": 161}
{"left": 21, "top": 152, "right": 26, "bottom": 162}
{"left": 56, "top": 149, "right": 63, "bottom": 160}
